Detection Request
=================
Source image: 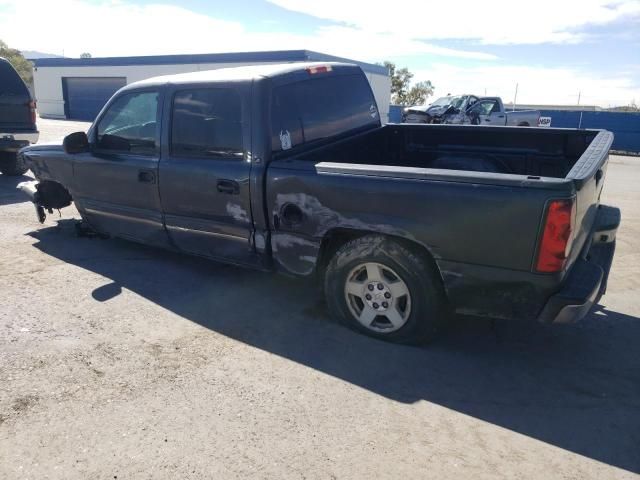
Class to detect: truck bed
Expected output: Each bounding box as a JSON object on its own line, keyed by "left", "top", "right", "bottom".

{"left": 267, "top": 124, "right": 613, "bottom": 321}
{"left": 298, "top": 124, "right": 604, "bottom": 180}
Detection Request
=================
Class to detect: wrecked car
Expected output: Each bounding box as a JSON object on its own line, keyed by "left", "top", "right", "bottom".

{"left": 19, "top": 63, "right": 619, "bottom": 344}
{"left": 463, "top": 97, "right": 540, "bottom": 126}
{"left": 402, "top": 94, "right": 479, "bottom": 124}
{"left": 403, "top": 94, "right": 540, "bottom": 127}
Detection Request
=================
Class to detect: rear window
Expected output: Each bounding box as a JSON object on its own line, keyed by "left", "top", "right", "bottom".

{"left": 0, "top": 60, "right": 29, "bottom": 95}
{"left": 171, "top": 88, "right": 243, "bottom": 158}
{"left": 271, "top": 73, "right": 379, "bottom": 153}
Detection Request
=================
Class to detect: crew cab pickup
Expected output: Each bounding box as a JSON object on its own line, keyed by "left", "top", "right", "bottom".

{"left": 403, "top": 94, "right": 479, "bottom": 124}
{"left": 0, "top": 57, "right": 38, "bottom": 176}
{"left": 462, "top": 96, "right": 540, "bottom": 127}
{"left": 18, "top": 62, "right": 619, "bottom": 344}
{"left": 403, "top": 94, "right": 539, "bottom": 127}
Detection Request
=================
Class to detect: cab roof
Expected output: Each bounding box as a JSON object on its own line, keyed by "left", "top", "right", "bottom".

{"left": 123, "top": 62, "right": 359, "bottom": 90}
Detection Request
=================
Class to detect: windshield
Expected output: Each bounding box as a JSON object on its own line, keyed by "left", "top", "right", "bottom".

{"left": 431, "top": 95, "right": 464, "bottom": 108}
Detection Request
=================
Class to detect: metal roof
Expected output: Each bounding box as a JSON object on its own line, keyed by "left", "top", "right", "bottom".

{"left": 31, "top": 49, "right": 388, "bottom": 76}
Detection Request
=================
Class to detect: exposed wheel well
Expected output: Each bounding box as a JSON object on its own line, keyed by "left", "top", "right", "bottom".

{"left": 36, "top": 180, "right": 73, "bottom": 210}
{"left": 517, "top": 121, "right": 530, "bottom": 127}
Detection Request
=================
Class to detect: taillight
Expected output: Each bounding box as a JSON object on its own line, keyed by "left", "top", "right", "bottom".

{"left": 535, "top": 199, "right": 576, "bottom": 273}
{"left": 306, "top": 65, "right": 332, "bottom": 75}
{"left": 28, "top": 100, "right": 36, "bottom": 124}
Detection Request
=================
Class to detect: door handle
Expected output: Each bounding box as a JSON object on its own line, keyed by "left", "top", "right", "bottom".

{"left": 217, "top": 179, "right": 239, "bottom": 194}
{"left": 138, "top": 170, "right": 156, "bottom": 184}
{"left": 484, "top": 118, "right": 491, "bottom": 122}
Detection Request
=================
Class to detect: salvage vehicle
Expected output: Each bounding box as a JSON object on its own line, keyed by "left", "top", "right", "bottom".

{"left": 402, "top": 94, "right": 479, "bottom": 123}
{"left": 403, "top": 94, "right": 539, "bottom": 127}
{"left": 463, "top": 97, "right": 540, "bottom": 126}
{"left": 0, "top": 57, "right": 38, "bottom": 175}
{"left": 18, "top": 63, "right": 619, "bottom": 344}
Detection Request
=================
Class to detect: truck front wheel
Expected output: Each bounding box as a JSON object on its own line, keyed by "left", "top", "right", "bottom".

{"left": 324, "top": 235, "right": 447, "bottom": 344}
{"left": 0, "top": 152, "right": 28, "bottom": 176}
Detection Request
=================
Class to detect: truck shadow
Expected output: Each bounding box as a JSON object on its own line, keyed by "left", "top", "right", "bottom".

{"left": 0, "top": 172, "right": 32, "bottom": 206}
{"left": 29, "top": 220, "right": 640, "bottom": 474}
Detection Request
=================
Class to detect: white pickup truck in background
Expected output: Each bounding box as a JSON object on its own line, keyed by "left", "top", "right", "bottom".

{"left": 403, "top": 95, "right": 540, "bottom": 127}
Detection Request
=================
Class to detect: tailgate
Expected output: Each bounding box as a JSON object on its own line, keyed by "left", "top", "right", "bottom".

{"left": 0, "top": 60, "right": 33, "bottom": 129}
{"left": 0, "top": 93, "right": 32, "bottom": 128}
{"left": 565, "top": 130, "right": 614, "bottom": 268}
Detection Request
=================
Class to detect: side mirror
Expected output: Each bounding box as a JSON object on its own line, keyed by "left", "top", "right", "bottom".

{"left": 63, "top": 131, "right": 89, "bottom": 154}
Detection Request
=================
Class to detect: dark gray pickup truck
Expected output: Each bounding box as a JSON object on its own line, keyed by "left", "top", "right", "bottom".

{"left": 1, "top": 57, "right": 39, "bottom": 175}
{"left": 18, "top": 62, "right": 619, "bottom": 344}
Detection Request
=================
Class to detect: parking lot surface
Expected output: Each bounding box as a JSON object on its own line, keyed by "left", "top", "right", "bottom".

{"left": 1, "top": 119, "right": 639, "bottom": 479}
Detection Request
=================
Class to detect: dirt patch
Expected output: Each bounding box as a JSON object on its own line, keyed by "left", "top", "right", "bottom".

{"left": 11, "top": 394, "right": 39, "bottom": 413}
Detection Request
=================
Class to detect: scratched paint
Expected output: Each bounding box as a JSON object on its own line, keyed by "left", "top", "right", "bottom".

{"left": 273, "top": 192, "right": 416, "bottom": 240}
{"left": 225, "top": 202, "right": 250, "bottom": 223}
{"left": 271, "top": 192, "right": 428, "bottom": 276}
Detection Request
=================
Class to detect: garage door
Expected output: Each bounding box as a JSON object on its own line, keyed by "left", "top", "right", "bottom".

{"left": 63, "top": 77, "right": 126, "bottom": 121}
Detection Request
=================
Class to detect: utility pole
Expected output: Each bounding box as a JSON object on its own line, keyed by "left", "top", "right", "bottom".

{"left": 513, "top": 83, "right": 518, "bottom": 111}
{"left": 577, "top": 91, "right": 581, "bottom": 106}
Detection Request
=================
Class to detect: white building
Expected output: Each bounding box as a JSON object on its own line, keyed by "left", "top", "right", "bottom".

{"left": 32, "top": 50, "right": 391, "bottom": 122}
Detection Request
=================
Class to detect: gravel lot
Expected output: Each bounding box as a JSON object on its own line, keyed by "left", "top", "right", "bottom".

{"left": 1, "top": 119, "right": 639, "bottom": 479}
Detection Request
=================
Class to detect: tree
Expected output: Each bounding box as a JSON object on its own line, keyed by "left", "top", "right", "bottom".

{"left": 80, "top": 52, "right": 92, "bottom": 59}
{"left": 404, "top": 81, "right": 435, "bottom": 106}
{"left": 0, "top": 39, "right": 33, "bottom": 86}
{"left": 382, "top": 61, "right": 434, "bottom": 106}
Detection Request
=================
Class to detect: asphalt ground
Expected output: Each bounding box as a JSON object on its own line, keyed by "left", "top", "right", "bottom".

{"left": 0, "top": 118, "right": 638, "bottom": 479}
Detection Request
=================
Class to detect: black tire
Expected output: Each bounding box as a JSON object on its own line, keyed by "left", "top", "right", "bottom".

{"left": 324, "top": 235, "right": 448, "bottom": 344}
{"left": 0, "top": 151, "right": 28, "bottom": 176}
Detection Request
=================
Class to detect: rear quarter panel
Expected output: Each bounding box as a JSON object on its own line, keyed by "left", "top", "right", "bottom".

{"left": 506, "top": 111, "right": 540, "bottom": 126}
{"left": 267, "top": 158, "right": 565, "bottom": 272}
{"left": 266, "top": 159, "right": 575, "bottom": 319}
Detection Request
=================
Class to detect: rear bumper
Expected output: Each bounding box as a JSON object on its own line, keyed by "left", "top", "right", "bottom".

{"left": 0, "top": 131, "right": 39, "bottom": 151}
{"left": 537, "top": 205, "right": 620, "bottom": 324}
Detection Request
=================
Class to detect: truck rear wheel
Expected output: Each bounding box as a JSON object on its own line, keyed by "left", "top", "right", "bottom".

{"left": 0, "top": 152, "right": 28, "bottom": 176}
{"left": 324, "top": 235, "right": 447, "bottom": 344}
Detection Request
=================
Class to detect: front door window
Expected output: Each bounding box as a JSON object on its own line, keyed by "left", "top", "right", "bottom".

{"left": 96, "top": 91, "right": 159, "bottom": 155}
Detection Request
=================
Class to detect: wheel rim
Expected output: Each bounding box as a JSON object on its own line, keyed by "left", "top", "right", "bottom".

{"left": 344, "top": 262, "right": 412, "bottom": 333}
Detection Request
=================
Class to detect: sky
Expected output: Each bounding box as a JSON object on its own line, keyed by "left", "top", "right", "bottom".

{"left": 1, "top": 0, "right": 639, "bottom": 106}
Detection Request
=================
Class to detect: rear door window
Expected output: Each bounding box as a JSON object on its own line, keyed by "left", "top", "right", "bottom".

{"left": 271, "top": 73, "right": 378, "bottom": 152}
{"left": 171, "top": 88, "right": 243, "bottom": 158}
{"left": 0, "top": 60, "right": 29, "bottom": 96}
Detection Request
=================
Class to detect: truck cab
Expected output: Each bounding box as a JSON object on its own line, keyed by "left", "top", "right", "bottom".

{"left": 464, "top": 97, "right": 540, "bottom": 126}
